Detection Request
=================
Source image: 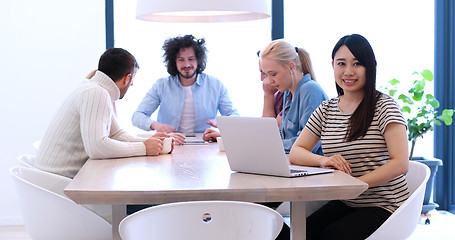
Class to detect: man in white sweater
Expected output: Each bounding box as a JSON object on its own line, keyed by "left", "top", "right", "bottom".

{"left": 35, "top": 48, "right": 166, "bottom": 178}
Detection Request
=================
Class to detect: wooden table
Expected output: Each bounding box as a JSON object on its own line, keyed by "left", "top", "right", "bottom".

{"left": 65, "top": 143, "right": 368, "bottom": 240}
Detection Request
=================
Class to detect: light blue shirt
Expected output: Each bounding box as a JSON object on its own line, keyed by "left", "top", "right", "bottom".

{"left": 132, "top": 73, "right": 239, "bottom": 133}
{"left": 280, "top": 74, "right": 328, "bottom": 154}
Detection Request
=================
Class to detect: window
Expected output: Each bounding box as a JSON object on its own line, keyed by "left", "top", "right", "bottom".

{"left": 114, "top": 0, "right": 270, "bottom": 134}
{"left": 114, "top": 0, "right": 434, "bottom": 157}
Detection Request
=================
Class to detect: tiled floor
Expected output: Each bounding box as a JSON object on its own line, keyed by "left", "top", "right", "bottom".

{"left": 0, "top": 210, "right": 454, "bottom": 239}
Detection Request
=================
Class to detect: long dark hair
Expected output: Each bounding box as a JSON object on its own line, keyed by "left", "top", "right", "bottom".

{"left": 162, "top": 34, "right": 207, "bottom": 76}
{"left": 332, "top": 34, "right": 381, "bottom": 141}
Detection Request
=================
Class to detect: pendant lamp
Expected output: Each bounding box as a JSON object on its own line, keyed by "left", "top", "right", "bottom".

{"left": 136, "top": 0, "right": 271, "bottom": 23}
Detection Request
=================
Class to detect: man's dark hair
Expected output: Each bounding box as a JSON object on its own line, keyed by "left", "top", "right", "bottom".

{"left": 98, "top": 48, "right": 139, "bottom": 82}
{"left": 162, "top": 35, "right": 207, "bottom": 76}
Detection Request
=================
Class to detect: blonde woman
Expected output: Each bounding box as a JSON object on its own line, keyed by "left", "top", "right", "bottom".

{"left": 259, "top": 39, "right": 328, "bottom": 154}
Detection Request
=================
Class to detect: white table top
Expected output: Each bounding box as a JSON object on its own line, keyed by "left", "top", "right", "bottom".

{"left": 64, "top": 142, "right": 368, "bottom": 240}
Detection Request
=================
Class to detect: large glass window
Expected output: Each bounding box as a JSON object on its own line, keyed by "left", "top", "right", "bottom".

{"left": 114, "top": 0, "right": 434, "bottom": 156}
{"left": 114, "top": 0, "right": 270, "bottom": 134}
{"left": 284, "top": 0, "right": 434, "bottom": 157}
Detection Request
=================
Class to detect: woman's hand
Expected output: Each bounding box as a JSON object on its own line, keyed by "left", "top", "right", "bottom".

{"left": 320, "top": 154, "right": 352, "bottom": 174}
{"left": 263, "top": 80, "right": 278, "bottom": 95}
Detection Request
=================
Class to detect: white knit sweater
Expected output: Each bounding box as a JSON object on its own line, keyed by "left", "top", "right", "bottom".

{"left": 35, "top": 71, "right": 146, "bottom": 178}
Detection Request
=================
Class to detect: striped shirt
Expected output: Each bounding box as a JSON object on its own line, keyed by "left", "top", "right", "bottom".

{"left": 305, "top": 94, "right": 409, "bottom": 213}
{"left": 35, "top": 71, "right": 147, "bottom": 178}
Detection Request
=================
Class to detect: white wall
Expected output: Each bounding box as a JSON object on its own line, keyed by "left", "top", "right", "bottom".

{"left": 0, "top": 0, "right": 105, "bottom": 225}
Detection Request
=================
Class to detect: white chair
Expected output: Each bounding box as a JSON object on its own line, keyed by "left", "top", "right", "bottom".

{"left": 119, "top": 201, "right": 284, "bottom": 240}
{"left": 17, "top": 154, "right": 36, "bottom": 168}
{"left": 14, "top": 157, "right": 113, "bottom": 222}
{"left": 366, "top": 161, "right": 430, "bottom": 240}
{"left": 10, "top": 166, "right": 112, "bottom": 240}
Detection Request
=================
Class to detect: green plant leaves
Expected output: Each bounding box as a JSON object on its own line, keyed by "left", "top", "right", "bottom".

{"left": 382, "top": 70, "right": 454, "bottom": 155}
{"left": 389, "top": 89, "right": 397, "bottom": 97}
{"left": 402, "top": 106, "right": 411, "bottom": 113}
{"left": 414, "top": 79, "right": 426, "bottom": 92}
{"left": 421, "top": 69, "right": 433, "bottom": 81}
{"left": 438, "top": 109, "right": 454, "bottom": 125}
{"left": 412, "top": 90, "right": 424, "bottom": 101}
{"left": 389, "top": 78, "right": 400, "bottom": 85}
{"left": 426, "top": 95, "right": 439, "bottom": 108}
{"left": 398, "top": 94, "right": 413, "bottom": 104}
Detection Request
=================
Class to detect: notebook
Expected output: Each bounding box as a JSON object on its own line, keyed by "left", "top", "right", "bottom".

{"left": 216, "top": 116, "right": 334, "bottom": 178}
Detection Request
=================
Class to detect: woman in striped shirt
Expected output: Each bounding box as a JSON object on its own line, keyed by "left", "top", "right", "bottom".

{"left": 289, "top": 34, "right": 410, "bottom": 240}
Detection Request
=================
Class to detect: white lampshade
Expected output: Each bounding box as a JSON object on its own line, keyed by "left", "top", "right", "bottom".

{"left": 136, "top": 0, "right": 271, "bottom": 23}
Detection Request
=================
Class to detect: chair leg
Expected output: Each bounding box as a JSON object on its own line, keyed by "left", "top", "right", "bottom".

{"left": 421, "top": 213, "right": 431, "bottom": 225}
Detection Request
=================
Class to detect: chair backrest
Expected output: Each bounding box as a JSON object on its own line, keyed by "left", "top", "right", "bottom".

{"left": 366, "top": 161, "right": 430, "bottom": 240}
{"left": 17, "top": 154, "right": 36, "bottom": 168}
{"left": 10, "top": 166, "right": 112, "bottom": 240}
{"left": 119, "top": 201, "right": 284, "bottom": 240}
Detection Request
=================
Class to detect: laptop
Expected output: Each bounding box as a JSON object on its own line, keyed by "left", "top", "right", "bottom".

{"left": 216, "top": 116, "right": 334, "bottom": 178}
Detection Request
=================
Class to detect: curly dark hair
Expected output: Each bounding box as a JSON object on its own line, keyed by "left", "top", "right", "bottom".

{"left": 162, "top": 35, "right": 207, "bottom": 76}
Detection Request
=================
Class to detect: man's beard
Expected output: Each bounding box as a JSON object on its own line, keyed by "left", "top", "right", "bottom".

{"left": 179, "top": 68, "right": 197, "bottom": 79}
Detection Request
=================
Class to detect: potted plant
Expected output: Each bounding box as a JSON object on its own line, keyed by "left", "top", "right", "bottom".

{"left": 383, "top": 69, "right": 454, "bottom": 222}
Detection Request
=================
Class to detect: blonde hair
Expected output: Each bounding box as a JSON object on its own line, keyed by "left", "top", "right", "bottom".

{"left": 260, "top": 39, "right": 316, "bottom": 81}
{"left": 86, "top": 69, "right": 96, "bottom": 79}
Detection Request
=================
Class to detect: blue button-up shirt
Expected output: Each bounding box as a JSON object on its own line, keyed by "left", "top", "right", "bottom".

{"left": 132, "top": 73, "right": 239, "bottom": 133}
{"left": 280, "top": 74, "right": 328, "bottom": 154}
